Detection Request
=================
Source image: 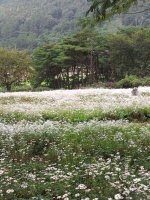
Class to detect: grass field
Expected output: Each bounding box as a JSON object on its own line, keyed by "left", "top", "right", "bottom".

{"left": 0, "top": 87, "right": 150, "bottom": 200}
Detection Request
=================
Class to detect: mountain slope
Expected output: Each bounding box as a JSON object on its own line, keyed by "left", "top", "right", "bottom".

{"left": 0, "top": 0, "right": 88, "bottom": 49}
{"left": 0, "top": 0, "right": 150, "bottom": 50}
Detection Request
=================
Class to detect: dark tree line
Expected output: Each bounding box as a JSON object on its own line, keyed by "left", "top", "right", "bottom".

{"left": 33, "top": 31, "right": 98, "bottom": 89}
{"left": 33, "top": 28, "right": 150, "bottom": 89}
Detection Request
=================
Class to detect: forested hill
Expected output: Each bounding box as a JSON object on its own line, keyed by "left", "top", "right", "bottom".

{"left": 0, "top": 0, "right": 88, "bottom": 49}
{"left": 0, "top": 0, "right": 150, "bottom": 50}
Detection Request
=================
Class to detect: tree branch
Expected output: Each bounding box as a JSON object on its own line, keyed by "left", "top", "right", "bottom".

{"left": 125, "top": 7, "right": 150, "bottom": 15}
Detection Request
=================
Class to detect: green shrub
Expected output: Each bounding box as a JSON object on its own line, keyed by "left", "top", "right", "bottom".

{"left": 142, "top": 77, "right": 150, "bottom": 86}
{"left": 12, "top": 84, "right": 32, "bottom": 92}
{"left": 32, "top": 86, "right": 51, "bottom": 91}
{"left": 117, "top": 75, "right": 141, "bottom": 88}
{"left": 0, "top": 86, "right": 6, "bottom": 92}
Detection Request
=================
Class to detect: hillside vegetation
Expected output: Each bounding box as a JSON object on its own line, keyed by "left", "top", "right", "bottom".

{"left": 0, "top": 0, "right": 150, "bottom": 50}
{"left": 0, "top": 0, "right": 88, "bottom": 49}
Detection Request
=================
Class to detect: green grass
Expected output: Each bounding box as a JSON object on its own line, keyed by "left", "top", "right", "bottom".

{"left": 1, "top": 106, "right": 150, "bottom": 123}
{"left": 0, "top": 111, "right": 41, "bottom": 123}
{"left": 0, "top": 123, "right": 150, "bottom": 199}
{"left": 0, "top": 90, "right": 150, "bottom": 200}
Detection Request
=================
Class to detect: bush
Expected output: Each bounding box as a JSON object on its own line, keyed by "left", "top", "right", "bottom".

{"left": 105, "top": 82, "right": 117, "bottom": 88}
{"left": 0, "top": 86, "right": 6, "bottom": 92}
{"left": 141, "top": 77, "right": 150, "bottom": 86}
{"left": 32, "top": 86, "right": 51, "bottom": 91}
{"left": 117, "top": 75, "right": 141, "bottom": 88}
{"left": 12, "top": 84, "right": 32, "bottom": 92}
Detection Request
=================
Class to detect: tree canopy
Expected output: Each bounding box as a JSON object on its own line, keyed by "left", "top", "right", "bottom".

{"left": 87, "top": 0, "right": 139, "bottom": 22}
{"left": 0, "top": 48, "right": 33, "bottom": 91}
{"left": 32, "top": 27, "right": 150, "bottom": 89}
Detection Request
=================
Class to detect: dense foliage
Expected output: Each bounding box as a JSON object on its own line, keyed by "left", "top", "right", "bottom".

{"left": 32, "top": 27, "right": 150, "bottom": 89}
{"left": 0, "top": 27, "right": 150, "bottom": 91}
{"left": 87, "top": 0, "right": 138, "bottom": 21}
{"left": 0, "top": 48, "right": 33, "bottom": 91}
{"left": 33, "top": 30, "right": 99, "bottom": 89}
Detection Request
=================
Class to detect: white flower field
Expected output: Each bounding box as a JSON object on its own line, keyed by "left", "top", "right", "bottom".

{"left": 0, "top": 87, "right": 150, "bottom": 200}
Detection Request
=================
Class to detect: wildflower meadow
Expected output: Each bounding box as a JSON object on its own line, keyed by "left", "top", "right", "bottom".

{"left": 0, "top": 87, "right": 150, "bottom": 200}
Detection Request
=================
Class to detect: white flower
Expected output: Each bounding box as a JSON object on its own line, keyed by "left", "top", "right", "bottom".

{"left": 114, "top": 193, "right": 123, "bottom": 200}
{"left": 115, "top": 167, "right": 121, "bottom": 172}
{"left": 105, "top": 175, "right": 110, "bottom": 180}
{"left": 6, "top": 189, "right": 14, "bottom": 194}
{"left": 28, "top": 173, "right": 36, "bottom": 180}
{"left": 21, "top": 182, "right": 28, "bottom": 188}
{"left": 85, "top": 189, "right": 91, "bottom": 193}
{"left": 62, "top": 193, "right": 69, "bottom": 198}
{"left": 75, "top": 193, "right": 80, "bottom": 197}
{"left": 0, "top": 170, "right": 4, "bottom": 175}
{"left": 76, "top": 184, "right": 87, "bottom": 190}
{"left": 133, "top": 178, "right": 141, "bottom": 183}
{"left": 122, "top": 189, "right": 130, "bottom": 196}
{"left": 129, "top": 187, "right": 137, "bottom": 192}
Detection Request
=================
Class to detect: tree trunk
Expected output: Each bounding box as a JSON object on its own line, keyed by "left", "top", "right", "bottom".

{"left": 66, "top": 68, "right": 70, "bottom": 89}
{"left": 6, "top": 83, "right": 11, "bottom": 91}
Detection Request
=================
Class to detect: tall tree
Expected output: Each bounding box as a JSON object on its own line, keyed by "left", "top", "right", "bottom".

{"left": 33, "top": 30, "right": 100, "bottom": 89}
{"left": 0, "top": 48, "right": 33, "bottom": 91}
{"left": 33, "top": 44, "right": 69, "bottom": 88}
{"left": 108, "top": 28, "right": 150, "bottom": 79}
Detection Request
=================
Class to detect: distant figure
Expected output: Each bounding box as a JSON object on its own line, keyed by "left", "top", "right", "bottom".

{"left": 131, "top": 87, "right": 138, "bottom": 96}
